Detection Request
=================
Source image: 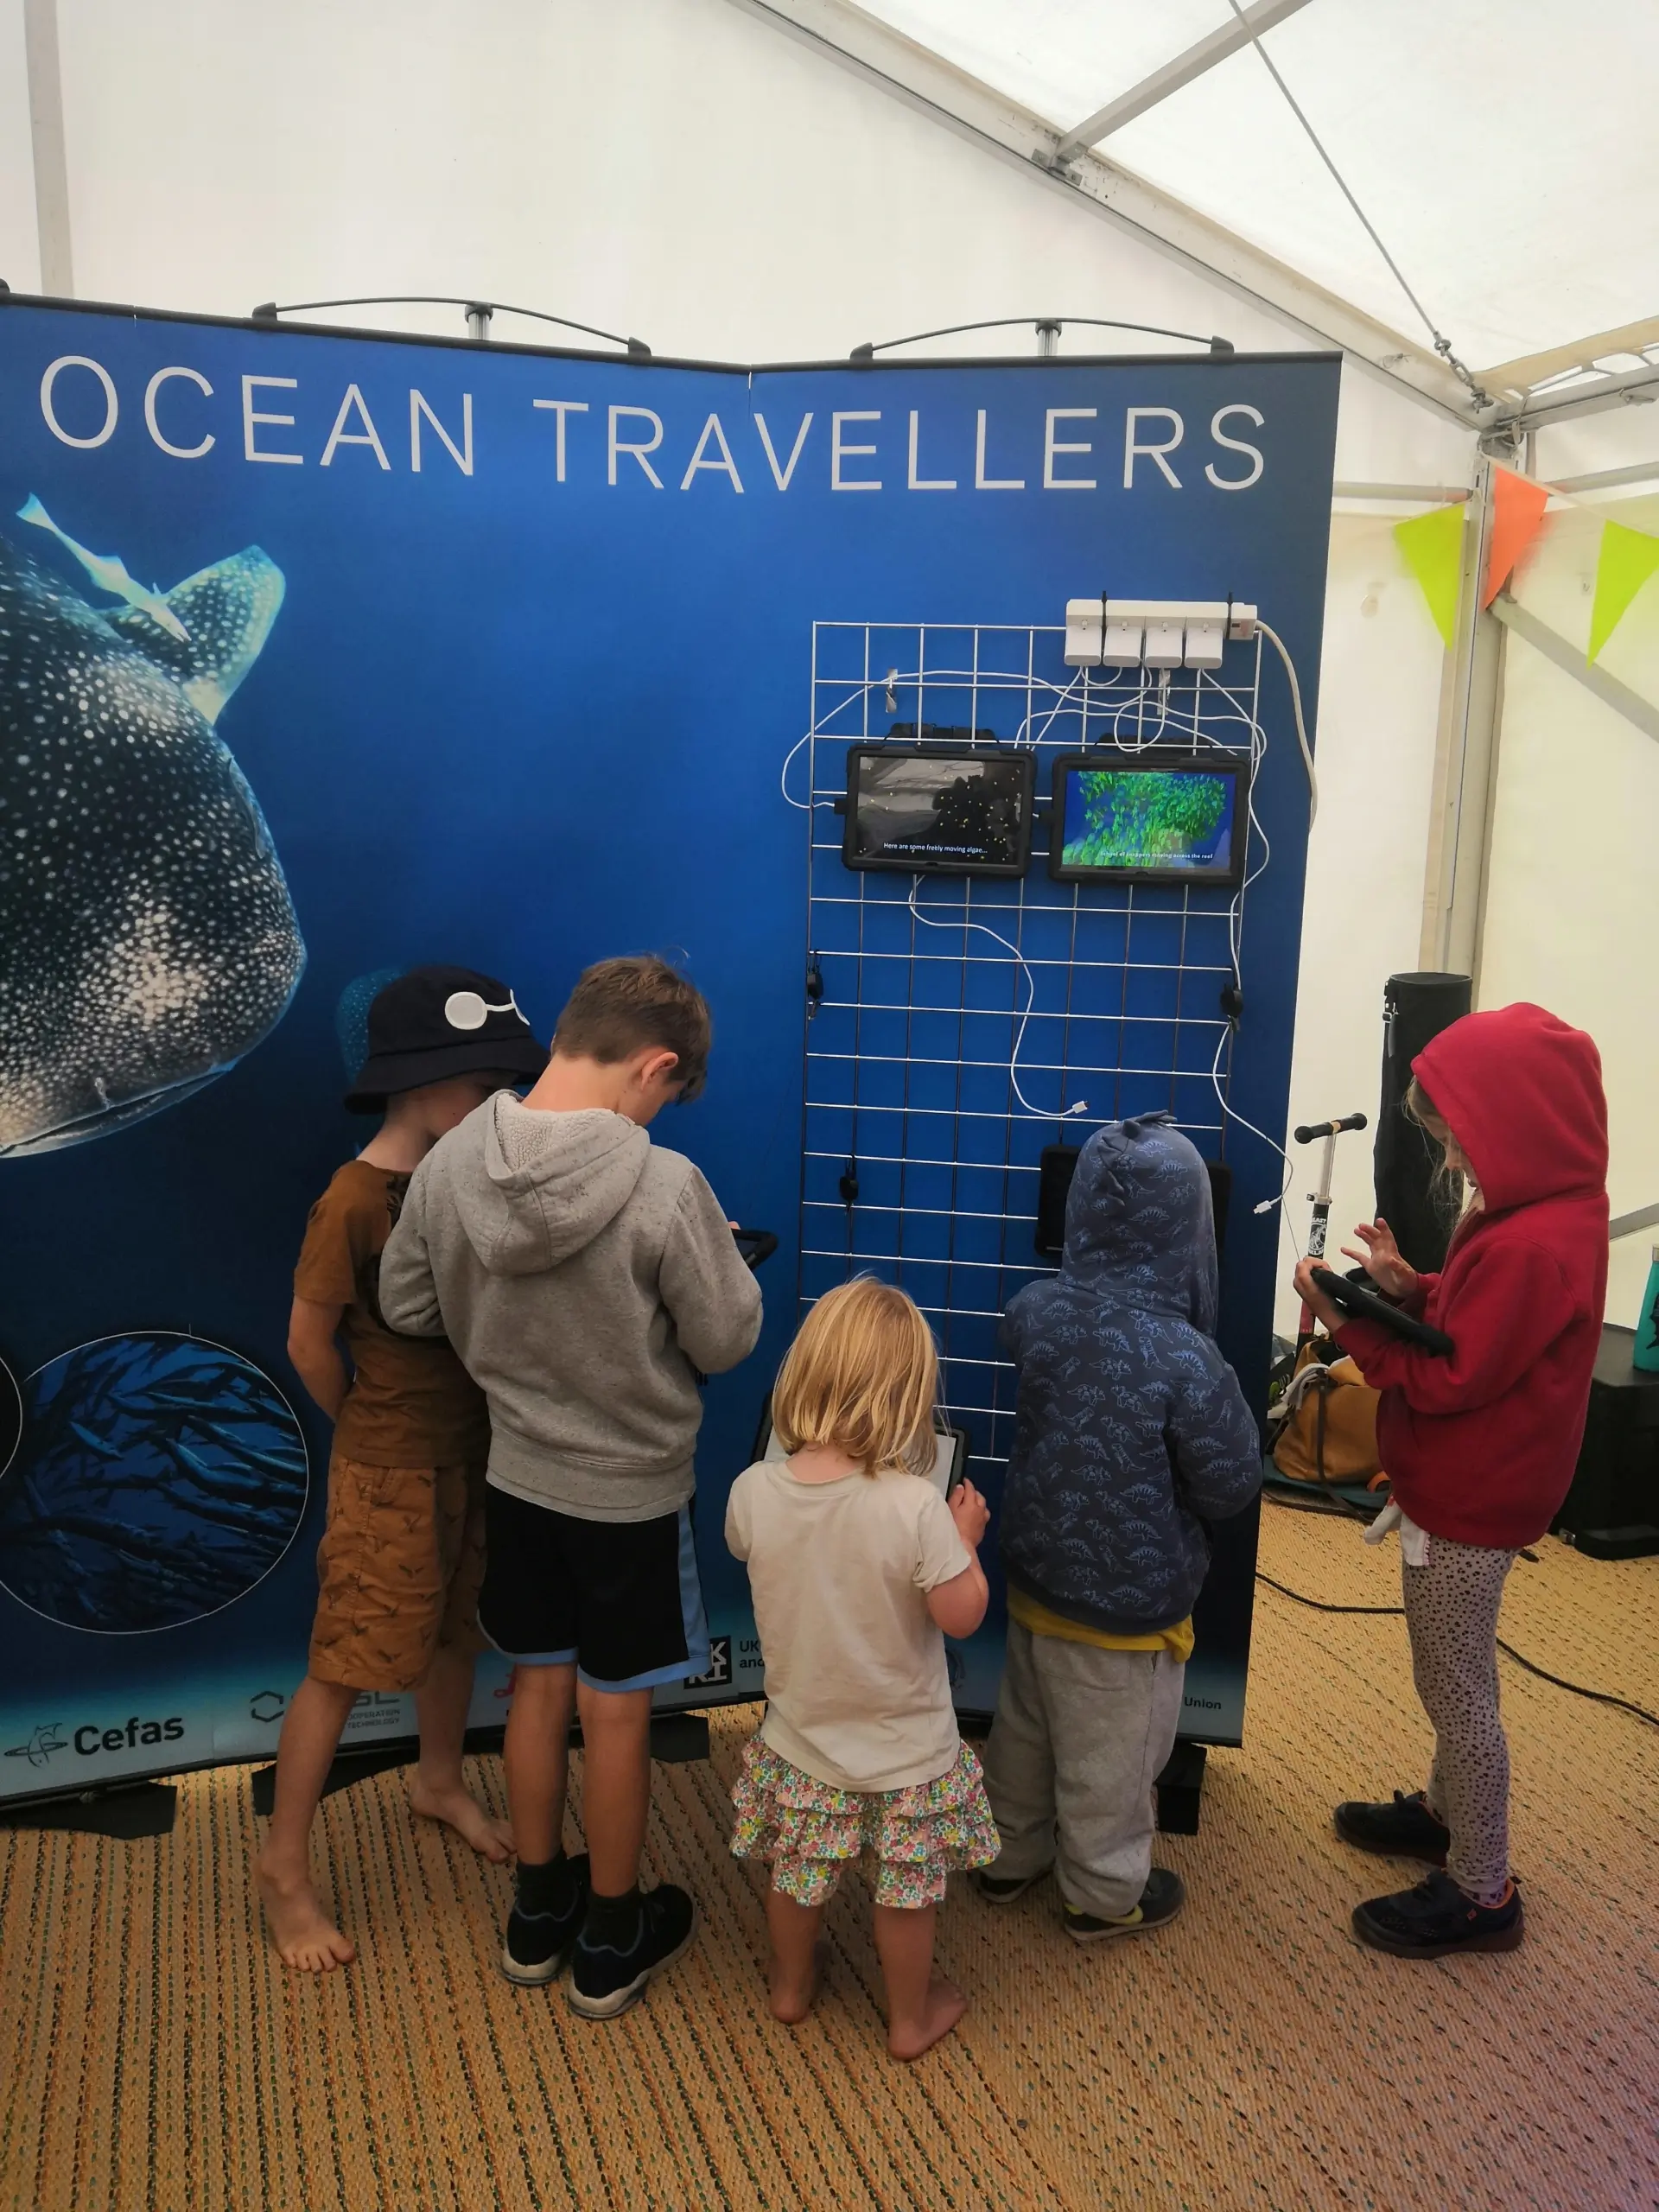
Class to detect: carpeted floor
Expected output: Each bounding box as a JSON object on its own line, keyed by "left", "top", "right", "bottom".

{"left": 2, "top": 1506, "right": 1656, "bottom": 2212}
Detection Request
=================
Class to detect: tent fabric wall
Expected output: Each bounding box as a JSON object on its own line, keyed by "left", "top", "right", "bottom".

{"left": 1479, "top": 495, "right": 1659, "bottom": 1329}
{"left": 1272, "top": 513, "right": 1446, "bottom": 1329}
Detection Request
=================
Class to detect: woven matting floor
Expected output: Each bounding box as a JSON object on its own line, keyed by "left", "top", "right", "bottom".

{"left": 3, "top": 1507, "right": 1656, "bottom": 2212}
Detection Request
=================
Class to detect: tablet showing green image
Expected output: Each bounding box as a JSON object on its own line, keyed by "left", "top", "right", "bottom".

{"left": 1049, "top": 753, "right": 1248, "bottom": 887}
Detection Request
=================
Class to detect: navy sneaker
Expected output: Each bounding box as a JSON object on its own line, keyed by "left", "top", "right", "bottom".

{"left": 974, "top": 1867, "right": 1046, "bottom": 1904}
{"left": 1064, "top": 1867, "right": 1185, "bottom": 1944}
{"left": 569, "top": 1885, "right": 698, "bottom": 2019}
{"left": 1334, "top": 1791, "right": 1450, "bottom": 1865}
{"left": 500, "top": 1853, "right": 591, "bottom": 1986}
{"left": 1352, "top": 1869, "right": 1524, "bottom": 1959}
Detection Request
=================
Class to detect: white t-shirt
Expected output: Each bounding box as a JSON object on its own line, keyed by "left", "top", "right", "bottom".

{"left": 725, "top": 1459, "right": 972, "bottom": 1794}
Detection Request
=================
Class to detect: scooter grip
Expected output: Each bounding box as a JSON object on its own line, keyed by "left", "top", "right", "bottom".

{"left": 1294, "top": 1112, "right": 1368, "bottom": 1143}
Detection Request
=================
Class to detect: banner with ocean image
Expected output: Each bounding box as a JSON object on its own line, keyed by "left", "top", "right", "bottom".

{"left": 0, "top": 298, "right": 1338, "bottom": 1798}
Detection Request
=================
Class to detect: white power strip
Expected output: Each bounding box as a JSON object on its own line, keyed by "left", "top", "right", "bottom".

{"left": 1064, "top": 597, "right": 1258, "bottom": 671}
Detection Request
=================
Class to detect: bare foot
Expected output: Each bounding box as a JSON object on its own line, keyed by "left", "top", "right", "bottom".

{"left": 408, "top": 1777, "right": 514, "bottom": 1862}
{"left": 887, "top": 1974, "right": 968, "bottom": 2062}
{"left": 769, "top": 1939, "right": 830, "bottom": 2024}
{"left": 257, "top": 1856, "right": 357, "bottom": 1973}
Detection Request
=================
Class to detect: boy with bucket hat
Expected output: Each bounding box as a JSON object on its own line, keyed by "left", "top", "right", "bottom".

{"left": 256, "top": 966, "right": 548, "bottom": 1973}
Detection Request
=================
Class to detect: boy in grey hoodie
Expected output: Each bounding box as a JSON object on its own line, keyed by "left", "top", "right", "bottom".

{"left": 379, "top": 957, "right": 762, "bottom": 2017}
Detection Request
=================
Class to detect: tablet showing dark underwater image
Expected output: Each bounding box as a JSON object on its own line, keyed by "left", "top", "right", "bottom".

{"left": 843, "top": 744, "right": 1035, "bottom": 877}
{"left": 1048, "top": 752, "right": 1248, "bottom": 887}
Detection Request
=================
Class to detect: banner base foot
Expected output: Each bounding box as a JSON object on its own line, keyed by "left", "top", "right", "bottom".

{"left": 0, "top": 1781, "right": 178, "bottom": 1839}
{"left": 250, "top": 1743, "right": 410, "bottom": 1818}
{"left": 1155, "top": 1743, "right": 1208, "bottom": 1834}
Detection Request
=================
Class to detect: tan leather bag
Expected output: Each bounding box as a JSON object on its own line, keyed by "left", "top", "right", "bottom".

{"left": 1269, "top": 1342, "right": 1384, "bottom": 1487}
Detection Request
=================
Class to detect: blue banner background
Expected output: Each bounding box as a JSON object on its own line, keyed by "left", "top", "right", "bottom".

{"left": 0, "top": 302, "right": 1337, "bottom": 1794}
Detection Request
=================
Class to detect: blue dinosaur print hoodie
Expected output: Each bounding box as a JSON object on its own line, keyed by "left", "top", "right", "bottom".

{"left": 1000, "top": 1114, "right": 1262, "bottom": 1636}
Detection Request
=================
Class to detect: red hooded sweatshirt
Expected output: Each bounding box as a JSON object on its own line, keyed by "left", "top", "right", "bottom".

{"left": 1334, "top": 1002, "right": 1608, "bottom": 1549}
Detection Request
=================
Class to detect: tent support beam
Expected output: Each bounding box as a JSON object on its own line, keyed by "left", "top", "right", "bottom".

{"left": 1490, "top": 596, "right": 1659, "bottom": 749}
{"left": 1420, "top": 463, "right": 1505, "bottom": 986}
{"left": 1053, "top": 0, "right": 1319, "bottom": 157}
{"left": 23, "top": 0, "right": 73, "bottom": 296}
{"left": 1492, "top": 360, "right": 1659, "bottom": 435}
{"left": 718, "top": 0, "right": 1477, "bottom": 426}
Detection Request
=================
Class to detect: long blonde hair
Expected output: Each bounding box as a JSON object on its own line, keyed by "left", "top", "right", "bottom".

{"left": 771, "top": 1277, "right": 939, "bottom": 1478}
{"left": 1405, "top": 1077, "right": 1481, "bottom": 1214}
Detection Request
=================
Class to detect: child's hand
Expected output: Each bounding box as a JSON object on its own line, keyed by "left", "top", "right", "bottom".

{"left": 1339, "top": 1217, "right": 1417, "bottom": 1300}
{"left": 1292, "top": 1257, "right": 1348, "bottom": 1336}
{"left": 949, "top": 1479, "right": 990, "bottom": 1549}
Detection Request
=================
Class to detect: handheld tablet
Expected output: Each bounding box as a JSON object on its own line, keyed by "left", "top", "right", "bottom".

{"left": 1310, "top": 1267, "right": 1454, "bottom": 1357}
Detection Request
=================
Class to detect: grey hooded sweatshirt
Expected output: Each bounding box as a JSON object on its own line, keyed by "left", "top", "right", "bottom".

{"left": 378, "top": 1096, "right": 763, "bottom": 1522}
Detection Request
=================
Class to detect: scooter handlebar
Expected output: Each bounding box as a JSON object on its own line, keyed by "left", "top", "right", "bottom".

{"left": 1294, "top": 1112, "right": 1368, "bottom": 1144}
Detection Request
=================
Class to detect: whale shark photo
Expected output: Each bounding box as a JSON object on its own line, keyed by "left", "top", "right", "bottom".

{"left": 0, "top": 503, "right": 305, "bottom": 1156}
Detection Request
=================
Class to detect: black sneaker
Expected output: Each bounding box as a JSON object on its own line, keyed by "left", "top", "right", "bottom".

{"left": 1334, "top": 1790, "right": 1450, "bottom": 1865}
{"left": 569, "top": 1884, "right": 698, "bottom": 2019}
{"left": 974, "top": 1867, "right": 1046, "bottom": 1905}
{"left": 501, "top": 1853, "right": 591, "bottom": 1986}
{"left": 1063, "top": 1867, "right": 1185, "bottom": 1944}
{"left": 1352, "top": 1869, "right": 1523, "bottom": 1959}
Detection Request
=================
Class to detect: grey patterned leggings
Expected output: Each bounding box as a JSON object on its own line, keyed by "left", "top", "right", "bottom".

{"left": 1402, "top": 1535, "right": 1516, "bottom": 1906}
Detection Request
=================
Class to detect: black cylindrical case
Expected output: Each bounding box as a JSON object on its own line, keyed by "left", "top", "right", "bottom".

{"left": 1375, "top": 972, "right": 1471, "bottom": 1274}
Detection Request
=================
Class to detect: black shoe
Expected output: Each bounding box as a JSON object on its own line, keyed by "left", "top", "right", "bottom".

{"left": 1064, "top": 1867, "right": 1185, "bottom": 1944}
{"left": 974, "top": 1866, "right": 1046, "bottom": 1905}
{"left": 1334, "top": 1790, "right": 1450, "bottom": 1865}
{"left": 500, "top": 1853, "right": 591, "bottom": 1986}
{"left": 569, "top": 1884, "right": 698, "bottom": 2019}
{"left": 1352, "top": 1870, "right": 1523, "bottom": 1959}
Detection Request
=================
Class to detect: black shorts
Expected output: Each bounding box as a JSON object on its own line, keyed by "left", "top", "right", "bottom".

{"left": 478, "top": 1485, "right": 709, "bottom": 1692}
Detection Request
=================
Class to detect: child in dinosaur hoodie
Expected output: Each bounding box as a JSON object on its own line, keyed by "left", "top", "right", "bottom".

{"left": 978, "top": 1113, "right": 1261, "bottom": 1942}
{"left": 1297, "top": 1001, "right": 1608, "bottom": 1961}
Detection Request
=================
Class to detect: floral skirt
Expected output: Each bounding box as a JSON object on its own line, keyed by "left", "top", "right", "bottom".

{"left": 730, "top": 1736, "right": 1000, "bottom": 1909}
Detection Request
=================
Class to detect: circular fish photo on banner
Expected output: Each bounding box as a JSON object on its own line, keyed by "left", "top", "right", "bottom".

{"left": 0, "top": 1332, "right": 308, "bottom": 1633}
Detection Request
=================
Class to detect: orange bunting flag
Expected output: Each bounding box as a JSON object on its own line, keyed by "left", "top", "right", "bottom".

{"left": 1482, "top": 467, "right": 1550, "bottom": 607}
{"left": 1393, "top": 500, "right": 1467, "bottom": 647}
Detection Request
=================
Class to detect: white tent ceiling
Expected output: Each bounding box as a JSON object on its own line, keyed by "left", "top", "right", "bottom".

{"left": 851, "top": 0, "right": 1658, "bottom": 378}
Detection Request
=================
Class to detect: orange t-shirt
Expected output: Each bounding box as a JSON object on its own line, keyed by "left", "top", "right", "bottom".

{"left": 293, "top": 1160, "right": 489, "bottom": 1467}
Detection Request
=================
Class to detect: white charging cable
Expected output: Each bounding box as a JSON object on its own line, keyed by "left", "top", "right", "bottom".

{"left": 1255, "top": 620, "right": 1318, "bottom": 826}
{"left": 907, "top": 878, "right": 1090, "bottom": 1124}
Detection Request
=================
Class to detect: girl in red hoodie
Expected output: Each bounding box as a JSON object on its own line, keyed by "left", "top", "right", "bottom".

{"left": 1293, "top": 1002, "right": 1608, "bottom": 1958}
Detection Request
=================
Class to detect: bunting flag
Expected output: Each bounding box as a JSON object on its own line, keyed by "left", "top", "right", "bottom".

{"left": 1482, "top": 467, "right": 1550, "bottom": 607}
{"left": 1588, "top": 519, "right": 1659, "bottom": 662}
{"left": 1394, "top": 500, "right": 1467, "bottom": 647}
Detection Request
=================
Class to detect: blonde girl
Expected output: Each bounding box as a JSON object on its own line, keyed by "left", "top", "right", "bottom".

{"left": 725, "top": 1278, "right": 997, "bottom": 2059}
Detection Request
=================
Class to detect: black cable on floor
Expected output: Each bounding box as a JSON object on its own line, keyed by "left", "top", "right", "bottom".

{"left": 1254, "top": 1570, "right": 1659, "bottom": 1732}
{"left": 1255, "top": 1570, "right": 1399, "bottom": 1618}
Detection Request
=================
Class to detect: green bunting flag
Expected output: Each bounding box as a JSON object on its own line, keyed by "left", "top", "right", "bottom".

{"left": 1587, "top": 519, "right": 1659, "bottom": 662}
{"left": 1393, "top": 501, "right": 1467, "bottom": 647}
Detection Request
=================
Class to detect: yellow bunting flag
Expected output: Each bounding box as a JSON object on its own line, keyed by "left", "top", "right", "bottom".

{"left": 1393, "top": 501, "right": 1467, "bottom": 647}
{"left": 1587, "top": 519, "right": 1659, "bottom": 663}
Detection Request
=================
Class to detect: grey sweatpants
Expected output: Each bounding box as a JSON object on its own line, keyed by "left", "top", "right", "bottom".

{"left": 981, "top": 1618, "right": 1184, "bottom": 1920}
{"left": 1402, "top": 1534, "right": 1516, "bottom": 1906}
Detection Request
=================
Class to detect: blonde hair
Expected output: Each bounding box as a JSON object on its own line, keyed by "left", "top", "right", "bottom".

{"left": 1405, "top": 1077, "right": 1481, "bottom": 1213}
{"left": 771, "top": 1277, "right": 939, "bottom": 1478}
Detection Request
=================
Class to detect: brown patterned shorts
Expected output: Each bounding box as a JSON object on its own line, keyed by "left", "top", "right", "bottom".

{"left": 308, "top": 1453, "right": 488, "bottom": 1693}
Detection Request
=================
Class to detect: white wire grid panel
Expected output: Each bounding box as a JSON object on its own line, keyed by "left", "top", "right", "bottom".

{"left": 796, "top": 620, "right": 1265, "bottom": 1486}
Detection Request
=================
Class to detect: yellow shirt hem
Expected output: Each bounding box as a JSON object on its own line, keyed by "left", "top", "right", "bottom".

{"left": 1007, "top": 1586, "right": 1195, "bottom": 1662}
